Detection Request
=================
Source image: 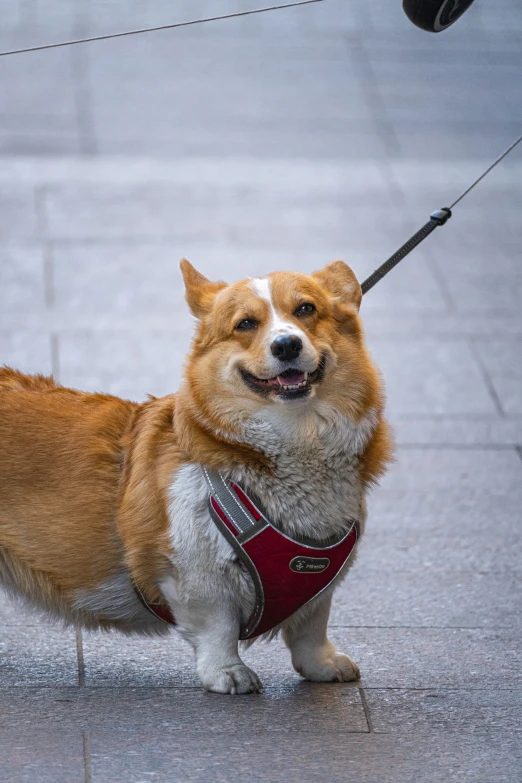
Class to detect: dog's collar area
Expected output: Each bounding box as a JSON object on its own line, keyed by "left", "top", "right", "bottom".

{"left": 132, "top": 467, "right": 358, "bottom": 639}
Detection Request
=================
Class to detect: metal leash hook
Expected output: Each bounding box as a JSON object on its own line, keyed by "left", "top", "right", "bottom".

{"left": 361, "top": 132, "right": 522, "bottom": 296}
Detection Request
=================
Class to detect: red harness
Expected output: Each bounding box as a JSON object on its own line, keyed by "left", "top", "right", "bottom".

{"left": 136, "top": 468, "right": 358, "bottom": 640}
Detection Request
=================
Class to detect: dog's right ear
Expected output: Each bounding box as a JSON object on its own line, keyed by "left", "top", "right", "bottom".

{"left": 180, "top": 259, "right": 228, "bottom": 319}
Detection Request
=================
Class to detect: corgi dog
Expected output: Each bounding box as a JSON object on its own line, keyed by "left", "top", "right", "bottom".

{"left": 0, "top": 259, "right": 392, "bottom": 694}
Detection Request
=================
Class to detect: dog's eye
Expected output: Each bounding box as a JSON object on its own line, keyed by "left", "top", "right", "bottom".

{"left": 295, "top": 302, "right": 316, "bottom": 316}
{"left": 235, "top": 318, "right": 258, "bottom": 331}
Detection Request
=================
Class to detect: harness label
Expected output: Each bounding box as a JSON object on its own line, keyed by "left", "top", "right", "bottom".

{"left": 289, "top": 556, "right": 330, "bottom": 573}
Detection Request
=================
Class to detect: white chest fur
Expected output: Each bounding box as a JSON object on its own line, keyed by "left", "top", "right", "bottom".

{"left": 233, "top": 402, "right": 375, "bottom": 540}
{"left": 162, "top": 404, "right": 375, "bottom": 633}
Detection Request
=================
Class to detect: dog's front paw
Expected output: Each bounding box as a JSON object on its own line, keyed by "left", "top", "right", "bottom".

{"left": 200, "top": 663, "right": 264, "bottom": 695}
{"left": 296, "top": 652, "right": 360, "bottom": 683}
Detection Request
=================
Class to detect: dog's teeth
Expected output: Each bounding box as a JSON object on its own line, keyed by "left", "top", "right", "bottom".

{"left": 279, "top": 380, "right": 309, "bottom": 392}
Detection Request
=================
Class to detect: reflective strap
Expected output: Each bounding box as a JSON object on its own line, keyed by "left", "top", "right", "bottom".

{"left": 202, "top": 467, "right": 267, "bottom": 541}
{"left": 208, "top": 495, "right": 265, "bottom": 639}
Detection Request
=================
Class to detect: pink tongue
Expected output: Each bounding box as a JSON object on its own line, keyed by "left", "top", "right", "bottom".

{"left": 276, "top": 371, "right": 305, "bottom": 386}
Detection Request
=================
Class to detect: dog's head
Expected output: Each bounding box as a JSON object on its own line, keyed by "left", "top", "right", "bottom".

{"left": 180, "top": 258, "right": 382, "bottom": 425}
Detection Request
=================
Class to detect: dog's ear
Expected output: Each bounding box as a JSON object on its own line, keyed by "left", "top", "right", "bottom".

{"left": 180, "top": 258, "right": 228, "bottom": 319}
{"left": 312, "top": 260, "right": 362, "bottom": 311}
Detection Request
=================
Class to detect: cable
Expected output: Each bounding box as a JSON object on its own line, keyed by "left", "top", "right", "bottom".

{"left": 361, "top": 132, "right": 522, "bottom": 296}
{"left": 449, "top": 132, "right": 522, "bottom": 209}
{"left": 0, "top": 0, "right": 324, "bottom": 58}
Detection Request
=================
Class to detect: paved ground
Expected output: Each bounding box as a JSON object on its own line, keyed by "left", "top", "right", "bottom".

{"left": 1, "top": 1, "right": 521, "bottom": 781}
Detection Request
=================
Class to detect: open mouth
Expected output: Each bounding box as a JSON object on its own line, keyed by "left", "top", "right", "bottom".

{"left": 240, "top": 355, "right": 326, "bottom": 400}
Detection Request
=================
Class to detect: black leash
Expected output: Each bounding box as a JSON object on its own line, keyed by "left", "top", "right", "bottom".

{"left": 361, "top": 132, "right": 522, "bottom": 296}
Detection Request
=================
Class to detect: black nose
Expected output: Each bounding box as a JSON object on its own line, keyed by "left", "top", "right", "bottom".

{"left": 270, "top": 335, "right": 303, "bottom": 362}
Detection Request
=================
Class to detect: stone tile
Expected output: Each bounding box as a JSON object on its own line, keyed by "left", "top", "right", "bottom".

{"left": 363, "top": 314, "right": 522, "bottom": 341}
{"left": 51, "top": 242, "right": 190, "bottom": 318}
{"left": 331, "top": 569, "right": 522, "bottom": 629}
{"left": 43, "top": 184, "right": 400, "bottom": 243}
{"left": 0, "top": 726, "right": 84, "bottom": 783}
{"left": 87, "top": 36, "right": 371, "bottom": 118}
{"left": 366, "top": 688, "right": 522, "bottom": 734}
{"left": 376, "top": 447, "right": 522, "bottom": 497}
{"left": 86, "top": 29, "right": 378, "bottom": 158}
{"left": 430, "top": 256, "right": 522, "bottom": 315}
{"left": 0, "top": 186, "right": 37, "bottom": 240}
{"left": 387, "top": 124, "right": 522, "bottom": 160}
{"left": 57, "top": 330, "right": 189, "bottom": 401}
{"left": 327, "top": 627, "right": 522, "bottom": 690}
{"left": 1, "top": 683, "right": 366, "bottom": 733}
{"left": 432, "top": 241, "right": 521, "bottom": 279}
{"left": 0, "top": 245, "right": 46, "bottom": 313}
{"left": 0, "top": 49, "right": 76, "bottom": 117}
{"left": 388, "top": 161, "right": 522, "bottom": 210}
{"left": 0, "top": 0, "right": 21, "bottom": 28}
{"left": 0, "top": 0, "right": 77, "bottom": 46}
{"left": 368, "top": 339, "right": 498, "bottom": 416}
{"left": 0, "top": 50, "right": 79, "bottom": 158}
{"left": 473, "top": 340, "right": 522, "bottom": 415}
{"left": 360, "top": 446, "right": 522, "bottom": 576}
{"left": 295, "top": 0, "right": 365, "bottom": 32}
{"left": 4, "top": 685, "right": 520, "bottom": 778}
{"left": 358, "top": 495, "right": 522, "bottom": 573}
{"left": 373, "top": 63, "right": 520, "bottom": 124}
{"left": 89, "top": 729, "right": 522, "bottom": 783}
{"left": 360, "top": 35, "right": 514, "bottom": 66}
{"left": 95, "top": 125, "right": 390, "bottom": 159}
{"left": 354, "top": 250, "right": 449, "bottom": 313}
{"left": 476, "top": 0, "right": 522, "bottom": 31}
{"left": 81, "top": 629, "right": 199, "bottom": 688}
{"left": 0, "top": 129, "right": 80, "bottom": 156}
{"left": 89, "top": 88, "right": 377, "bottom": 137}
{"left": 0, "top": 331, "right": 52, "bottom": 375}
{"left": 0, "top": 626, "right": 79, "bottom": 686}
{"left": 0, "top": 156, "right": 392, "bottom": 192}
{"left": 392, "top": 418, "right": 522, "bottom": 447}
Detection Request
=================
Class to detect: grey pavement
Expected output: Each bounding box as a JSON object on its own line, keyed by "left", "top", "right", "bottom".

{"left": 1, "top": 1, "right": 522, "bottom": 781}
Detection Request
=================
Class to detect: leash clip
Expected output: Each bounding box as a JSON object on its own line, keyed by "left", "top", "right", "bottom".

{"left": 430, "top": 207, "right": 452, "bottom": 226}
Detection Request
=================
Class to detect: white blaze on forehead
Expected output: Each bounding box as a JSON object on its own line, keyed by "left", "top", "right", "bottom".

{"left": 249, "top": 277, "right": 305, "bottom": 340}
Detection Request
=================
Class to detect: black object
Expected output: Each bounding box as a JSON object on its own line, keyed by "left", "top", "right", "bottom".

{"left": 403, "top": 0, "right": 478, "bottom": 32}
{"left": 360, "top": 132, "right": 522, "bottom": 297}
{"left": 361, "top": 209, "right": 451, "bottom": 295}
{"left": 270, "top": 335, "right": 303, "bottom": 361}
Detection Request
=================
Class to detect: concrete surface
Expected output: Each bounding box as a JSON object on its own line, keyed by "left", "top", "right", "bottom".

{"left": 0, "top": 1, "right": 521, "bottom": 781}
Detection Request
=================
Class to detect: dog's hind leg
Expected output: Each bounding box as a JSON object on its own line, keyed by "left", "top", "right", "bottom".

{"left": 282, "top": 591, "right": 360, "bottom": 682}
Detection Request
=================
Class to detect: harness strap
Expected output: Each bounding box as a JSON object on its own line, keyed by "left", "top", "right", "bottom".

{"left": 202, "top": 468, "right": 358, "bottom": 639}
{"left": 131, "top": 468, "right": 358, "bottom": 639}
{"left": 132, "top": 580, "right": 175, "bottom": 625}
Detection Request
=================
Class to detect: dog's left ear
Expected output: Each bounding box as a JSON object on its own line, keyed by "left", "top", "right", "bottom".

{"left": 180, "top": 258, "right": 228, "bottom": 319}
{"left": 312, "top": 260, "right": 362, "bottom": 311}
